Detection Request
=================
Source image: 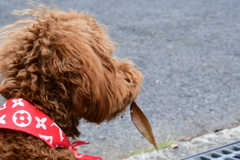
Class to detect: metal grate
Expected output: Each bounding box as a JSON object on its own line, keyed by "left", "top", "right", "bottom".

{"left": 178, "top": 141, "right": 240, "bottom": 160}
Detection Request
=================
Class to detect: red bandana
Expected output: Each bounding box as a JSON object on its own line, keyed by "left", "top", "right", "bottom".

{"left": 0, "top": 98, "right": 102, "bottom": 160}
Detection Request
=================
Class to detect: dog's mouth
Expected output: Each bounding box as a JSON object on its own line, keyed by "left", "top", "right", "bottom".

{"left": 130, "top": 101, "right": 158, "bottom": 150}
{"left": 107, "top": 108, "right": 126, "bottom": 122}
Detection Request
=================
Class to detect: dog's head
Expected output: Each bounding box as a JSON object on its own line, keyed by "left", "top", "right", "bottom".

{"left": 0, "top": 5, "right": 143, "bottom": 138}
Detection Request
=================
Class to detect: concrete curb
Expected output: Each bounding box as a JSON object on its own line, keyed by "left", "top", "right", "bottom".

{"left": 124, "top": 126, "right": 240, "bottom": 160}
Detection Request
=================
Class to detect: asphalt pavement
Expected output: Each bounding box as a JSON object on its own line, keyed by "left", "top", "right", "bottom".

{"left": 0, "top": 0, "right": 240, "bottom": 160}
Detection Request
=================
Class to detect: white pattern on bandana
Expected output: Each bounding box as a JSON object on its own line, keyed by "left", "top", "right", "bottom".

{"left": 39, "top": 134, "right": 53, "bottom": 144}
{"left": 0, "top": 102, "right": 6, "bottom": 111}
{"left": 12, "top": 110, "right": 32, "bottom": 127}
{"left": 35, "top": 117, "right": 47, "bottom": 130}
{"left": 0, "top": 115, "right": 6, "bottom": 124}
{"left": 12, "top": 98, "right": 24, "bottom": 108}
{"left": 51, "top": 122, "right": 64, "bottom": 142}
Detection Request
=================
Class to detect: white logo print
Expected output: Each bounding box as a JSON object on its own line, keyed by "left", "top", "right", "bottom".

{"left": 0, "top": 115, "right": 6, "bottom": 124}
{"left": 35, "top": 117, "right": 47, "bottom": 130}
{"left": 51, "top": 123, "right": 64, "bottom": 142}
{"left": 12, "top": 99, "right": 24, "bottom": 108}
{"left": 75, "top": 154, "right": 83, "bottom": 158}
{"left": 39, "top": 135, "right": 53, "bottom": 144}
{"left": 0, "top": 102, "right": 7, "bottom": 111}
{"left": 12, "top": 110, "right": 32, "bottom": 127}
{"left": 55, "top": 144, "right": 64, "bottom": 148}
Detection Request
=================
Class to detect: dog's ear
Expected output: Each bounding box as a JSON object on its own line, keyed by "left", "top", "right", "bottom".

{"left": 70, "top": 58, "right": 143, "bottom": 123}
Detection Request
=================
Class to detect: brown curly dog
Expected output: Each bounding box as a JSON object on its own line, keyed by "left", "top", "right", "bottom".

{"left": 0, "top": 4, "right": 143, "bottom": 160}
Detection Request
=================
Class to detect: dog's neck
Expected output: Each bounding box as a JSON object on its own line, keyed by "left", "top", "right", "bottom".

{"left": 30, "top": 99, "right": 81, "bottom": 139}
{"left": 0, "top": 98, "right": 102, "bottom": 160}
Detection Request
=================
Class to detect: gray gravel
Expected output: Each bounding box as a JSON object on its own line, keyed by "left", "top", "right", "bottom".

{"left": 1, "top": 0, "right": 240, "bottom": 160}
{"left": 125, "top": 125, "right": 240, "bottom": 160}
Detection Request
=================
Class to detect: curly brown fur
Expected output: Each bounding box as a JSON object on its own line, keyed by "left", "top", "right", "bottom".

{"left": 0, "top": 4, "right": 143, "bottom": 159}
{"left": 0, "top": 130, "right": 75, "bottom": 160}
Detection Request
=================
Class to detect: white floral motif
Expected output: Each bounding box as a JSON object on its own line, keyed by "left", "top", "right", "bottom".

{"left": 12, "top": 110, "right": 32, "bottom": 127}
{"left": 55, "top": 145, "right": 64, "bottom": 148}
{"left": 0, "top": 102, "right": 7, "bottom": 111}
{"left": 12, "top": 98, "right": 24, "bottom": 108}
{"left": 0, "top": 115, "right": 6, "bottom": 124}
{"left": 75, "top": 154, "right": 83, "bottom": 158}
{"left": 51, "top": 123, "right": 64, "bottom": 142}
{"left": 38, "top": 135, "right": 53, "bottom": 144}
{"left": 35, "top": 117, "right": 47, "bottom": 130}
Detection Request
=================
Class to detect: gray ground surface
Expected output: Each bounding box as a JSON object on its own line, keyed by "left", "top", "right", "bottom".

{"left": 0, "top": 0, "right": 240, "bottom": 160}
{"left": 125, "top": 125, "right": 240, "bottom": 160}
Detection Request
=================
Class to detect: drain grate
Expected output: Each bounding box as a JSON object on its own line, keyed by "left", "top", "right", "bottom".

{"left": 178, "top": 141, "right": 240, "bottom": 160}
